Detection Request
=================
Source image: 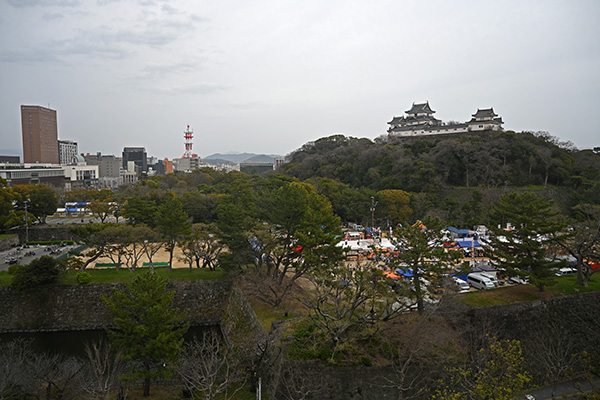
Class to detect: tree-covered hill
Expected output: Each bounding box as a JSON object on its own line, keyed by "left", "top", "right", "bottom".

{"left": 281, "top": 131, "right": 600, "bottom": 194}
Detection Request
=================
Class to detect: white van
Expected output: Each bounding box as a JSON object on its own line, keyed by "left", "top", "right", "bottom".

{"left": 480, "top": 272, "right": 500, "bottom": 287}
{"left": 555, "top": 267, "right": 577, "bottom": 276}
{"left": 467, "top": 273, "right": 495, "bottom": 290}
{"left": 453, "top": 277, "right": 470, "bottom": 293}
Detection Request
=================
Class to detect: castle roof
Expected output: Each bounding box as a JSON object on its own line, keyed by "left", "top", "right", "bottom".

{"left": 388, "top": 115, "right": 441, "bottom": 125}
{"left": 405, "top": 102, "right": 435, "bottom": 115}
{"left": 388, "top": 122, "right": 468, "bottom": 133}
{"left": 472, "top": 108, "right": 497, "bottom": 118}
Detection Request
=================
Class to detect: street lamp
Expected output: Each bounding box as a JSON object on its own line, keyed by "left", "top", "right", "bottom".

{"left": 370, "top": 196, "right": 377, "bottom": 230}
{"left": 23, "top": 197, "right": 30, "bottom": 243}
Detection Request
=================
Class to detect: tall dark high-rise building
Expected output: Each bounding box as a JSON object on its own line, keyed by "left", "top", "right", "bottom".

{"left": 21, "top": 105, "right": 59, "bottom": 164}
{"left": 122, "top": 147, "right": 147, "bottom": 173}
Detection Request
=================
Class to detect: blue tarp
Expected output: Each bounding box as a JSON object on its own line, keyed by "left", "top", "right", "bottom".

{"left": 456, "top": 240, "right": 481, "bottom": 248}
{"left": 395, "top": 268, "right": 425, "bottom": 277}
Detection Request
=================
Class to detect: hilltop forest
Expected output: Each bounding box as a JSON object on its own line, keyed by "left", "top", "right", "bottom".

{"left": 278, "top": 130, "right": 600, "bottom": 227}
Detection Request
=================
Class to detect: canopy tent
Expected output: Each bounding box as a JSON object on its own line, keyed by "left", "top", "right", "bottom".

{"left": 456, "top": 240, "right": 481, "bottom": 248}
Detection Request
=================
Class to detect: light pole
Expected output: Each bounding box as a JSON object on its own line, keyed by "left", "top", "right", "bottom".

{"left": 24, "top": 198, "right": 30, "bottom": 243}
{"left": 370, "top": 196, "right": 377, "bottom": 231}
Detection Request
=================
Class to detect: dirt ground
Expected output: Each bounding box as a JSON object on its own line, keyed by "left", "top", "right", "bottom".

{"left": 84, "top": 246, "right": 189, "bottom": 269}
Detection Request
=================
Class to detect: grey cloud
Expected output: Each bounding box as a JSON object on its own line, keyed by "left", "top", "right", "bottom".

{"left": 0, "top": 48, "right": 60, "bottom": 64}
{"left": 42, "top": 12, "right": 65, "bottom": 21}
{"left": 140, "top": 59, "right": 208, "bottom": 79}
{"left": 149, "top": 82, "right": 226, "bottom": 95}
{"left": 161, "top": 3, "right": 179, "bottom": 15}
{"left": 7, "top": 0, "right": 80, "bottom": 8}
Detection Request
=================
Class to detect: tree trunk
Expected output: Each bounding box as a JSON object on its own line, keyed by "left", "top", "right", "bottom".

{"left": 576, "top": 255, "right": 585, "bottom": 286}
{"left": 80, "top": 249, "right": 103, "bottom": 271}
{"left": 168, "top": 240, "right": 174, "bottom": 272}
{"left": 143, "top": 377, "right": 151, "bottom": 397}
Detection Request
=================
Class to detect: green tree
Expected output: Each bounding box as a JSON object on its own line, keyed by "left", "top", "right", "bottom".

{"left": 156, "top": 195, "right": 191, "bottom": 271}
{"left": 431, "top": 336, "right": 531, "bottom": 400}
{"left": 0, "top": 182, "right": 22, "bottom": 231}
{"left": 13, "top": 184, "right": 58, "bottom": 224}
{"left": 214, "top": 176, "right": 258, "bottom": 268}
{"left": 250, "top": 181, "right": 343, "bottom": 306}
{"left": 389, "top": 221, "right": 460, "bottom": 315}
{"left": 377, "top": 189, "right": 412, "bottom": 225}
{"left": 121, "top": 197, "right": 157, "bottom": 226}
{"left": 178, "top": 223, "right": 223, "bottom": 271}
{"left": 11, "top": 255, "right": 62, "bottom": 292}
{"left": 86, "top": 198, "right": 116, "bottom": 223}
{"left": 300, "top": 260, "right": 404, "bottom": 354}
{"left": 487, "top": 192, "right": 566, "bottom": 291}
{"left": 102, "top": 272, "right": 188, "bottom": 397}
{"left": 69, "top": 223, "right": 115, "bottom": 271}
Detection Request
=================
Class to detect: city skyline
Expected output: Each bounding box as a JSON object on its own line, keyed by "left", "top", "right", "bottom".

{"left": 1, "top": 1, "right": 599, "bottom": 160}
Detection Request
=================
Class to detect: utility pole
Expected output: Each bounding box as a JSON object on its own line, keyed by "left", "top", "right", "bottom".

{"left": 370, "top": 196, "right": 377, "bottom": 230}
{"left": 24, "top": 198, "right": 29, "bottom": 243}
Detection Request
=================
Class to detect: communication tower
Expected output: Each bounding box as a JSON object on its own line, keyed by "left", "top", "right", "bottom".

{"left": 183, "top": 125, "right": 194, "bottom": 158}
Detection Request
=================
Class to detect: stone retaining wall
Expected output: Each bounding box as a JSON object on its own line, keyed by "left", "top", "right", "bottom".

{"left": 17, "top": 226, "right": 75, "bottom": 243}
{"left": 0, "top": 235, "right": 19, "bottom": 251}
{"left": 0, "top": 280, "right": 234, "bottom": 333}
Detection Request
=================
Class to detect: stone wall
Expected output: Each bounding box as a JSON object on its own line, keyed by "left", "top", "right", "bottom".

{"left": 221, "top": 283, "right": 267, "bottom": 349}
{"left": 0, "top": 235, "right": 19, "bottom": 251}
{"left": 0, "top": 280, "right": 233, "bottom": 333}
{"left": 17, "top": 226, "right": 75, "bottom": 243}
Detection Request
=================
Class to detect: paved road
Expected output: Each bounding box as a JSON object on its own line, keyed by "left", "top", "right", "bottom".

{"left": 46, "top": 215, "right": 124, "bottom": 225}
{"left": 0, "top": 244, "right": 76, "bottom": 271}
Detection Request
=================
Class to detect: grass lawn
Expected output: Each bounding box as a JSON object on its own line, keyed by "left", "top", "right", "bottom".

{"left": 0, "top": 234, "right": 16, "bottom": 240}
{"left": 248, "top": 296, "right": 299, "bottom": 331}
{"left": 460, "top": 275, "right": 600, "bottom": 307}
{"left": 0, "top": 267, "right": 228, "bottom": 287}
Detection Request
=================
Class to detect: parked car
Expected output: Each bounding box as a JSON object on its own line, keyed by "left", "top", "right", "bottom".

{"left": 555, "top": 267, "right": 577, "bottom": 276}
{"left": 508, "top": 275, "right": 529, "bottom": 285}
{"left": 453, "top": 277, "right": 470, "bottom": 293}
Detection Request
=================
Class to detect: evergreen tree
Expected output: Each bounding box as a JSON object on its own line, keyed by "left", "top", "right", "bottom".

{"left": 102, "top": 272, "right": 188, "bottom": 397}
{"left": 156, "top": 195, "right": 191, "bottom": 271}
{"left": 487, "top": 192, "right": 566, "bottom": 291}
{"left": 11, "top": 255, "right": 62, "bottom": 292}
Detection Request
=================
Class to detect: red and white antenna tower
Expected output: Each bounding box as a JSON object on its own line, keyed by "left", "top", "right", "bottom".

{"left": 183, "top": 125, "right": 194, "bottom": 158}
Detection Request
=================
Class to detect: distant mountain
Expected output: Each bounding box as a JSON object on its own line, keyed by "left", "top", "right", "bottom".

{"left": 202, "top": 158, "right": 236, "bottom": 166}
{"left": 203, "top": 153, "right": 281, "bottom": 164}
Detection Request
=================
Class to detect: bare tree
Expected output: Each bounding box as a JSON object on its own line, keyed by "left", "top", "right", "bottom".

{"left": 119, "top": 226, "right": 146, "bottom": 271}
{"left": 382, "top": 312, "right": 459, "bottom": 400}
{"left": 176, "top": 331, "right": 246, "bottom": 400}
{"left": 524, "top": 318, "right": 582, "bottom": 399}
{"left": 79, "top": 339, "right": 128, "bottom": 400}
{"left": 277, "top": 361, "right": 340, "bottom": 400}
{"left": 27, "top": 352, "right": 84, "bottom": 400}
{"left": 0, "top": 339, "right": 33, "bottom": 400}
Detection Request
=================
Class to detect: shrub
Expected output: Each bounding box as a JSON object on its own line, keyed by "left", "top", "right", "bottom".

{"left": 7, "top": 264, "right": 23, "bottom": 275}
{"left": 76, "top": 271, "right": 92, "bottom": 284}
{"left": 11, "top": 255, "right": 61, "bottom": 292}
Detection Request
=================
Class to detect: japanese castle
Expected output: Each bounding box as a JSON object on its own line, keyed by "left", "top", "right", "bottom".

{"left": 388, "top": 102, "right": 503, "bottom": 137}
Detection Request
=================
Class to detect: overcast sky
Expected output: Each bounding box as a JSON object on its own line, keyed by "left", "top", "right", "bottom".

{"left": 1, "top": 0, "right": 599, "bottom": 159}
